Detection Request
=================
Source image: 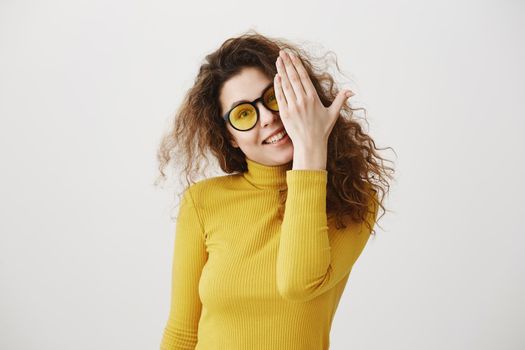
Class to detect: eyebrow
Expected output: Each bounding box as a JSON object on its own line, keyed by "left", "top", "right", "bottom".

{"left": 228, "top": 82, "right": 273, "bottom": 110}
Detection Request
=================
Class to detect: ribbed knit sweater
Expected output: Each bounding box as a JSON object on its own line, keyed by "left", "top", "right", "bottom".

{"left": 160, "top": 157, "right": 378, "bottom": 350}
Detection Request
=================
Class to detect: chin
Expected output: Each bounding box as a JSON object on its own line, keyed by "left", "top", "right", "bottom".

{"left": 271, "top": 148, "right": 294, "bottom": 165}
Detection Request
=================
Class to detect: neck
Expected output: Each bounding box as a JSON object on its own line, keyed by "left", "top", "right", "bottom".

{"left": 242, "top": 157, "right": 293, "bottom": 190}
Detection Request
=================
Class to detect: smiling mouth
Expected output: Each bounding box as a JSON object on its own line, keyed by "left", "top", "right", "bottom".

{"left": 263, "top": 131, "right": 290, "bottom": 146}
{"left": 262, "top": 129, "right": 289, "bottom": 145}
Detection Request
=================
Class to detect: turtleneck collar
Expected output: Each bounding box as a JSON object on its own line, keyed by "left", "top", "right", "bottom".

{"left": 242, "top": 157, "right": 293, "bottom": 191}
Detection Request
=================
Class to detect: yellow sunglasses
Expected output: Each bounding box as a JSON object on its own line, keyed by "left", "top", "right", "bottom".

{"left": 222, "top": 82, "right": 279, "bottom": 131}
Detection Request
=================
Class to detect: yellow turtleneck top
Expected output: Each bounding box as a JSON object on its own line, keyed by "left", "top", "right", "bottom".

{"left": 160, "top": 157, "right": 378, "bottom": 350}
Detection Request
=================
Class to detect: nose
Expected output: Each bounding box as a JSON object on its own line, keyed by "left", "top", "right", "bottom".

{"left": 257, "top": 101, "right": 279, "bottom": 127}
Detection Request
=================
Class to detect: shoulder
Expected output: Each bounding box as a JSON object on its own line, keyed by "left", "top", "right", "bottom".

{"left": 186, "top": 173, "right": 244, "bottom": 202}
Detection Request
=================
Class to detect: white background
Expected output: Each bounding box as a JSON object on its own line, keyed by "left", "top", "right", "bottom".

{"left": 1, "top": 0, "right": 523, "bottom": 349}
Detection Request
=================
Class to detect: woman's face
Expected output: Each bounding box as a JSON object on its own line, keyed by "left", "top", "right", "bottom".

{"left": 219, "top": 67, "right": 294, "bottom": 166}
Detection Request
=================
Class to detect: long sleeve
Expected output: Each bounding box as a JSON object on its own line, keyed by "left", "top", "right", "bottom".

{"left": 160, "top": 187, "right": 208, "bottom": 350}
{"left": 276, "top": 170, "right": 378, "bottom": 302}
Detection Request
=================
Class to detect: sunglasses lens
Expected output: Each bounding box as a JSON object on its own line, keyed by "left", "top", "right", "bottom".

{"left": 229, "top": 103, "right": 257, "bottom": 130}
{"left": 263, "top": 87, "right": 279, "bottom": 111}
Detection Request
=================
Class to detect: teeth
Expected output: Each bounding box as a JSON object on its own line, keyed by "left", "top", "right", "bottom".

{"left": 264, "top": 130, "right": 287, "bottom": 144}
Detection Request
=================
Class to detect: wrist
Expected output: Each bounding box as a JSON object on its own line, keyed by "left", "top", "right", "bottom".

{"left": 292, "top": 142, "right": 328, "bottom": 170}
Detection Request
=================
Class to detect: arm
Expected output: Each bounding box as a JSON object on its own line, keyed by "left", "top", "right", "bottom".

{"left": 160, "top": 187, "right": 207, "bottom": 350}
{"left": 276, "top": 169, "right": 378, "bottom": 302}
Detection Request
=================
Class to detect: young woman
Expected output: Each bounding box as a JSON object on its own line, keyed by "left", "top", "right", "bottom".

{"left": 157, "top": 30, "right": 394, "bottom": 350}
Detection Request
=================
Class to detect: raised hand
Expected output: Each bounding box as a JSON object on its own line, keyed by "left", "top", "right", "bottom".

{"left": 273, "top": 49, "right": 354, "bottom": 150}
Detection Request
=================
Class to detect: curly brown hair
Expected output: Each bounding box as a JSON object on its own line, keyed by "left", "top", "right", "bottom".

{"left": 155, "top": 29, "right": 396, "bottom": 235}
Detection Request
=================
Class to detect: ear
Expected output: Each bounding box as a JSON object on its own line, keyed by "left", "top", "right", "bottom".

{"left": 228, "top": 134, "right": 239, "bottom": 148}
{"left": 226, "top": 128, "right": 239, "bottom": 148}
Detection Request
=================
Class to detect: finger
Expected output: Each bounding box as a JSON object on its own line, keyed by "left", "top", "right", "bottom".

{"left": 274, "top": 73, "right": 288, "bottom": 111}
{"left": 276, "top": 55, "right": 297, "bottom": 104}
{"left": 280, "top": 50, "right": 307, "bottom": 101}
{"left": 288, "top": 52, "right": 318, "bottom": 99}
{"left": 328, "top": 89, "right": 354, "bottom": 117}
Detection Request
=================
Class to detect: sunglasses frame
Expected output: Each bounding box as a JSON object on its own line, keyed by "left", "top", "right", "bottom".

{"left": 221, "top": 82, "right": 279, "bottom": 132}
